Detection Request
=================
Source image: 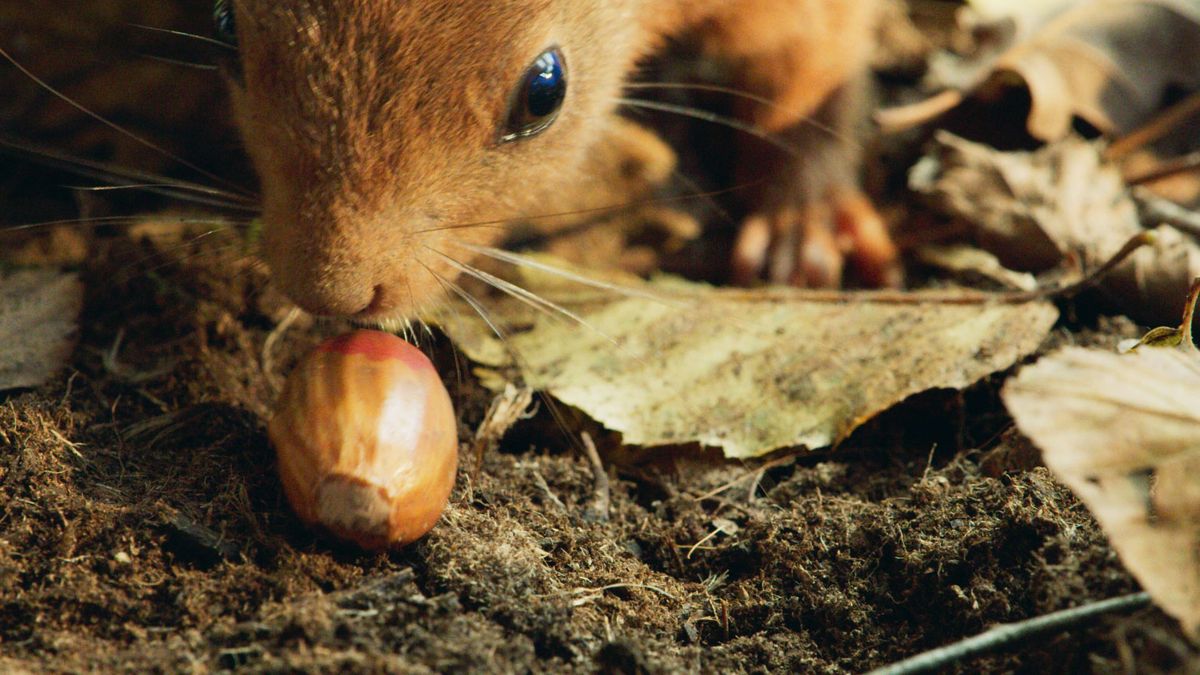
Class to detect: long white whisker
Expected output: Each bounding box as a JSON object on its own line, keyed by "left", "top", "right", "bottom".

{"left": 2, "top": 215, "right": 246, "bottom": 234}
{"left": 420, "top": 261, "right": 509, "bottom": 345}
{"left": 419, "top": 261, "right": 591, "bottom": 457}
{"left": 117, "top": 229, "right": 241, "bottom": 283}
{"left": 429, "top": 247, "right": 628, "bottom": 354}
{"left": 433, "top": 250, "right": 560, "bottom": 316}
{"left": 127, "top": 23, "right": 237, "bottom": 51}
{"left": 405, "top": 318, "right": 419, "bottom": 347}
{"left": 418, "top": 290, "right": 468, "bottom": 389}
{"left": 142, "top": 227, "right": 234, "bottom": 255}
{"left": 67, "top": 184, "right": 216, "bottom": 193}
{"left": 624, "top": 83, "right": 851, "bottom": 147}
{"left": 419, "top": 318, "right": 437, "bottom": 343}
{"left": 4, "top": 215, "right": 152, "bottom": 233}
{"left": 0, "top": 46, "right": 252, "bottom": 197}
{"left": 0, "top": 135, "right": 257, "bottom": 209}
{"left": 617, "top": 97, "right": 801, "bottom": 157}
{"left": 141, "top": 55, "right": 220, "bottom": 72}
{"left": 451, "top": 242, "right": 686, "bottom": 307}
{"left": 412, "top": 185, "right": 750, "bottom": 236}
{"left": 665, "top": 169, "right": 735, "bottom": 228}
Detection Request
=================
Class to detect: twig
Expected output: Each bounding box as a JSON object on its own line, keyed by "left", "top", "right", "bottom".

{"left": 262, "top": 306, "right": 304, "bottom": 394}
{"left": 865, "top": 592, "right": 1153, "bottom": 675}
{"left": 691, "top": 454, "right": 797, "bottom": 502}
{"left": 568, "top": 578, "right": 681, "bottom": 605}
{"left": 1180, "top": 277, "right": 1200, "bottom": 352}
{"left": 1133, "top": 187, "right": 1200, "bottom": 239}
{"left": 875, "top": 89, "right": 965, "bottom": 136}
{"left": 685, "top": 527, "right": 724, "bottom": 560}
{"left": 471, "top": 384, "right": 536, "bottom": 476}
{"left": 704, "top": 231, "right": 1154, "bottom": 307}
{"left": 580, "top": 432, "right": 611, "bottom": 523}
{"left": 1002, "top": 231, "right": 1155, "bottom": 304}
{"left": 1107, "top": 91, "right": 1200, "bottom": 161}
{"left": 99, "top": 328, "right": 175, "bottom": 384}
{"left": 1126, "top": 150, "right": 1200, "bottom": 187}
{"left": 529, "top": 467, "right": 567, "bottom": 513}
{"left": 684, "top": 519, "right": 739, "bottom": 560}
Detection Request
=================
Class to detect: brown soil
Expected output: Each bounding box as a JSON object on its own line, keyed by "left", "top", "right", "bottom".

{"left": 0, "top": 232, "right": 1192, "bottom": 673}
{"left": 2, "top": 3, "right": 1199, "bottom": 673}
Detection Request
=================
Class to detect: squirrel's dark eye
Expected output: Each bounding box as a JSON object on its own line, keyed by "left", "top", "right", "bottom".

{"left": 214, "top": 0, "right": 237, "bottom": 46}
{"left": 501, "top": 48, "right": 567, "bottom": 143}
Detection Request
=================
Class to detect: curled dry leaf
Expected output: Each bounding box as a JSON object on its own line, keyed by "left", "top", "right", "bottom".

{"left": 1003, "top": 346, "right": 1200, "bottom": 637}
{"left": 0, "top": 269, "right": 82, "bottom": 391}
{"left": 911, "top": 132, "right": 1200, "bottom": 323}
{"left": 883, "top": 0, "right": 1200, "bottom": 140}
{"left": 996, "top": 0, "right": 1200, "bottom": 140}
{"left": 1124, "top": 277, "right": 1200, "bottom": 352}
{"left": 440, "top": 271, "right": 1058, "bottom": 458}
{"left": 469, "top": 384, "right": 536, "bottom": 470}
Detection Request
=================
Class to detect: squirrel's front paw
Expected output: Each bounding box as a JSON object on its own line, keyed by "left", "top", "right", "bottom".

{"left": 731, "top": 189, "right": 902, "bottom": 288}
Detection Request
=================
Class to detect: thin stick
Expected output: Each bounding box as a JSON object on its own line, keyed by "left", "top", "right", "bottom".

{"left": 691, "top": 454, "right": 796, "bottom": 502}
{"left": 531, "top": 468, "right": 567, "bottom": 513}
{"left": 713, "top": 230, "right": 1155, "bottom": 306}
{"left": 1106, "top": 91, "right": 1200, "bottom": 161}
{"left": 874, "top": 90, "right": 965, "bottom": 136}
{"left": 1133, "top": 187, "right": 1200, "bottom": 239}
{"left": 262, "top": 307, "right": 305, "bottom": 395}
{"left": 1125, "top": 150, "right": 1200, "bottom": 187}
{"left": 1180, "top": 277, "right": 1200, "bottom": 351}
{"left": 1001, "top": 231, "right": 1154, "bottom": 304}
{"left": 865, "top": 592, "right": 1152, "bottom": 675}
{"left": 580, "top": 432, "right": 611, "bottom": 524}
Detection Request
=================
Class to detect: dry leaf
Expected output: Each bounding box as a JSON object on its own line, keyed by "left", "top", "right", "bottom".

{"left": 970, "top": 0, "right": 1081, "bottom": 26}
{"left": 915, "top": 244, "right": 1039, "bottom": 291}
{"left": 440, "top": 273, "right": 1058, "bottom": 458}
{"left": 911, "top": 132, "right": 1200, "bottom": 323}
{"left": 884, "top": 0, "right": 1200, "bottom": 140}
{"left": 0, "top": 269, "right": 82, "bottom": 391}
{"left": 469, "top": 384, "right": 536, "bottom": 469}
{"left": 996, "top": 0, "right": 1200, "bottom": 140}
{"left": 1004, "top": 346, "right": 1200, "bottom": 637}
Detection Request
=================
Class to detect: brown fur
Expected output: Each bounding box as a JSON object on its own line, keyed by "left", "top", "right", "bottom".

{"left": 228, "top": 0, "right": 883, "bottom": 319}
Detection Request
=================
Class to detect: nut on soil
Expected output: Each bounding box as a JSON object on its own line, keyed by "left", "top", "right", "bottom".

{"left": 269, "top": 330, "right": 458, "bottom": 550}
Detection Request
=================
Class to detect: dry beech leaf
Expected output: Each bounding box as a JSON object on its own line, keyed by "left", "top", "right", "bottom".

{"left": 884, "top": 0, "right": 1200, "bottom": 140}
{"left": 926, "top": 0, "right": 1083, "bottom": 93}
{"left": 1004, "top": 346, "right": 1200, "bottom": 637}
{"left": 441, "top": 273, "right": 1058, "bottom": 458}
{"left": 911, "top": 132, "right": 1200, "bottom": 323}
{"left": 994, "top": 0, "right": 1200, "bottom": 140}
{"left": 0, "top": 269, "right": 82, "bottom": 391}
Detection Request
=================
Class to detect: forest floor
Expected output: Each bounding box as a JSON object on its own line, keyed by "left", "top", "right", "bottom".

{"left": 2, "top": 1, "right": 1198, "bottom": 672}
{"left": 0, "top": 233, "right": 1189, "bottom": 673}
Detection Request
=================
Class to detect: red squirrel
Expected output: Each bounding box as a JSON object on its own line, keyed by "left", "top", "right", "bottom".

{"left": 219, "top": 0, "right": 900, "bottom": 321}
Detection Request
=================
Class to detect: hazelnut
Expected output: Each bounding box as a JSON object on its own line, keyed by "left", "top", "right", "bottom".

{"left": 269, "top": 331, "right": 458, "bottom": 550}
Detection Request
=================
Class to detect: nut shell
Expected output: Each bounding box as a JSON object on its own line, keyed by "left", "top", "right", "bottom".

{"left": 269, "top": 331, "right": 458, "bottom": 550}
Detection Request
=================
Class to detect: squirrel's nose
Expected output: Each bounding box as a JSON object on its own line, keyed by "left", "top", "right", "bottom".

{"left": 287, "top": 278, "right": 377, "bottom": 318}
